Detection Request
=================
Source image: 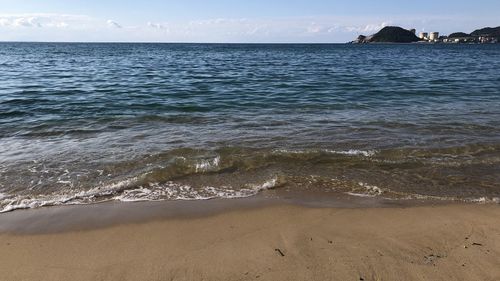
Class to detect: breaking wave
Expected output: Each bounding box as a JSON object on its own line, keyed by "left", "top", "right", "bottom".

{"left": 1, "top": 144, "right": 500, "bottom": 213}
{"left": 0, "top": 176, "right": 283, "bottom": 213}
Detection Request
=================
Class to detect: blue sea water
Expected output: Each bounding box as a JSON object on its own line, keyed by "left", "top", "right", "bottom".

{"left": 1, "top": 43, "right": 500, "bottom": 212}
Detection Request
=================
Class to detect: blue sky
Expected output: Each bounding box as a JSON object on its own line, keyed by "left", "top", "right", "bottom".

{"left": 0, "top": 0, "right": 498, "bottom": 42}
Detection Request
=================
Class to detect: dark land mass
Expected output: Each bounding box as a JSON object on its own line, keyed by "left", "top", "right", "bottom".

{"left": 353, "top": 26, "right": 420, "bottom": 43}
{"left": 370, "top": 26, "right": 420, "bottom": 43}
{"left": 448, "top": 32, "right": 471, "bottom": 38}
{"left": 351, "top": 25, "right": 500, "bottom": 43}
{"left": 471, "top": 26, "right": 500, "bottom": 39}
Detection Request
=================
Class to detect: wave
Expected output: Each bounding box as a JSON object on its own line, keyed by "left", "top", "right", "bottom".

{"left": 343, "top": 182, "right": 500, "bottom": 204}
{"left": 0, "top": 177, "right": 137, "bottom": 213}
{"left": 2, "top": 176, "right": 498, "bottom": 213}
{"left": 0, "top": 176, "right": 283, "bottom": 213}
{"left": 326, "top": 149, "right": 377, "bottom": 157}
{"left": 345, "top": 182, "right": 384, "bottom": 197}
{"left": 195, "top": 155, "right": 221, "bottom": 172}
{"left": 1, "top": 144, "right": 500, "bottom": 213}
{"left": 272, "top": 149, "right": 377, "bottom": 157}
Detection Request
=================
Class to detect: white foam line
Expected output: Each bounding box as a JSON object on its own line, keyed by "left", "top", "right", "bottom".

{"left": 326, "top": 149, "right": 377, "bottom": 157}
{"left": 113, "top": 177, "right": 279, "bottom": 203}
{"left": 272, "top": 148, "right": 377, "bottom": 157}
{"left": 345, "top": 192, "right": 378, "bottom": 198}
{"left": 0, "top": 177, "right": 138, "bottom": 213}
{"left": 0, "top": 176, "right": 281, "bottom": 213}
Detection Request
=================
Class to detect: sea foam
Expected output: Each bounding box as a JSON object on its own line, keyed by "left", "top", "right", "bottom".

{"left": 0, "top": 176, "right": 280, "bottom": 213}
{"left": 195, "top": 155, "right": 221, "bottom": 172}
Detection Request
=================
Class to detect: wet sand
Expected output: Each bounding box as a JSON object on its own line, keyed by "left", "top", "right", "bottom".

{"left": 0, "top": 202, "right": 499, "bottom": 281}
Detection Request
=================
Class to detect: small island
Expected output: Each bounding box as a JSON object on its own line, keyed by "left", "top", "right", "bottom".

{"left": 351, "top": 25, "right": 500, "bottom": 44}
{"left": 353, "top": 26, "right": 420, "bottom": 43}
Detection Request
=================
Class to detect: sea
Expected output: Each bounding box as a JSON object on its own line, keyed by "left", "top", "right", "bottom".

{"left": 1, "top": 42, "right": 500, "bottom": 213}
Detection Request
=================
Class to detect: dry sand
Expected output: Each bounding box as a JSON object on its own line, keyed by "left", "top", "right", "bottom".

{"left": 0, "top": 203, "right": 499, "bottom": 281}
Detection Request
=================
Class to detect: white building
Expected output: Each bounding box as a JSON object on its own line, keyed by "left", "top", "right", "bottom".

{"left": 419, "top": 32, "right": 428, "bottom": 40}
{"left": 429, "top": 32, "right": 439, "bottom": 41}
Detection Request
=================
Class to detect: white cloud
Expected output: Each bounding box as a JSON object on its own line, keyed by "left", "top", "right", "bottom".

{"left": 345, "top": 22, "right": 390, "bottom": 33}
{"left": 0, "top": 13, "right": 496, "bottom": 43}
{"left": 0, "top": 13, "right": 128, "bottom": 42}
{"left": 307, "top": 22, "right": 323, "bottom": 34}
{"left": 0, "top": 18, "right": 10, "bottom": 27}
{"left": 13, "top": 17, "right": 42, "bottom": 27}
{"left": 0, "top": 13, "right": 96, "bottom": 29}
{"left": 162, "top": 17, "right": 394, "bottom": 41}
{"left": 46, "top": 22, "right": 69, "bottom": 28}
{"left": 147, "top": 22, "right": 167, "bottom": 30}
{"left": 106, "top": 20, "right": 122, "bottom": 29}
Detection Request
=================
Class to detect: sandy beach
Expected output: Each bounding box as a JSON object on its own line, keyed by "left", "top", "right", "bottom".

{"left": 1, "top": 202, "right": 499, "bottom": 281}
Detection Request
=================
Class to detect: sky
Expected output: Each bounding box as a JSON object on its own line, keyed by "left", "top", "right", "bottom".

{"left": 0, "top": 0, "right": 498, "bottom": 43}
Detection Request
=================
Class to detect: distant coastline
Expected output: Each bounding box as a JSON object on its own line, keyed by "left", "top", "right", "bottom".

{"left": 350, "top": 25, "right": 500, "bottom": 44}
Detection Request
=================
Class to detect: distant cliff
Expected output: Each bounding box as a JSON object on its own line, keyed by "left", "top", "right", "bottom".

{"left": 351, "top": 26, "right": 420, "bottom": 43}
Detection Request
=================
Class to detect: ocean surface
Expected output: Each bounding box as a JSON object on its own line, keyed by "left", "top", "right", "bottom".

{"left": 1, "top": 42, "right": 500, "bottom": 212}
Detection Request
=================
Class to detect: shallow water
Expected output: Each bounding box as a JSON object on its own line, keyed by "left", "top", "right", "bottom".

{"left": 1, "top": 43, "right": 500, "bottom": 212}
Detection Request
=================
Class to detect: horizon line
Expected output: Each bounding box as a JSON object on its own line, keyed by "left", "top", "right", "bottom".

{"left": 0, "top": 40, "right": 351, "bottom": 44}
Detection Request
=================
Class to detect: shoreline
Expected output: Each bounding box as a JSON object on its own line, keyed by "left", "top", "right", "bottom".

{"left": 0, "top": 192, "right": 475, "bottom": 234}
{"left": 0, "top": 202, "right": 499, "bottom": 280}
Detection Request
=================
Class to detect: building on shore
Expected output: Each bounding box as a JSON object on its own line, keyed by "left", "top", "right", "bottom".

{"left": 478, "top": 36, "right": 498, "bottom": 43}
{"left": 418, "top": 32, "right": 428, "bottom": 40}
{"left": 429, "top": 32, "right": 439, "bottom": 41}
